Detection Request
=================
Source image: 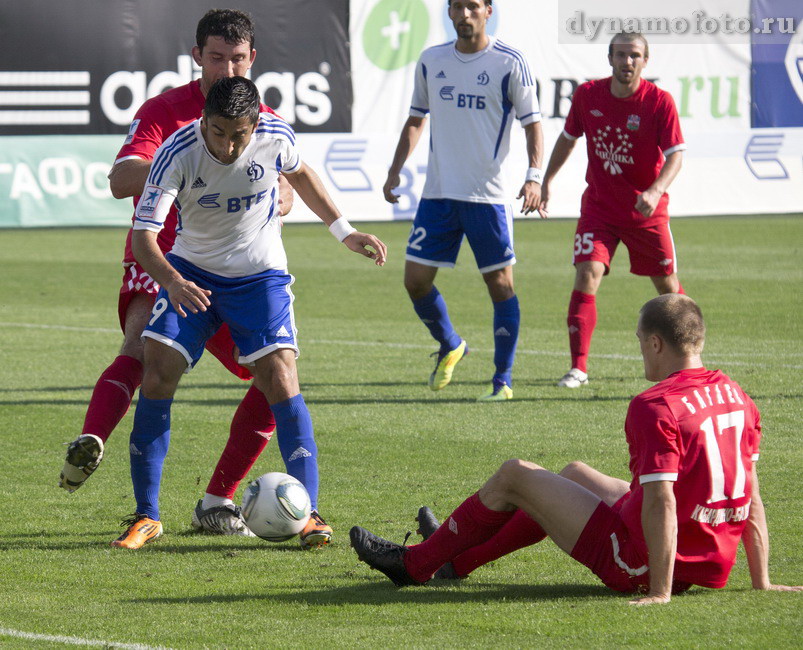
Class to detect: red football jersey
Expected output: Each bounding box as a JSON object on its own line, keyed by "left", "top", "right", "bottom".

{"left": 563, "top": 77, "right": 685, "bottom": 226}
{"left": 115, "top": 79, "right": 274, "bottom": 263}
{"left": 619, "top": 368, "right": 762, "bottom": 588}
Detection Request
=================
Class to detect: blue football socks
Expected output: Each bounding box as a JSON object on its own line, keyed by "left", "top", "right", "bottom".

{"left": 129, "top": 394, "right": 173, "bottom": 520}
{"left": 412, "top": 287, "right": 462, "bottom": 354}
{"left": 272, "top": 394, "right": 319, "bottom": 510}
{"left": 492, "top": 295, "right": 520, "bottom": 388}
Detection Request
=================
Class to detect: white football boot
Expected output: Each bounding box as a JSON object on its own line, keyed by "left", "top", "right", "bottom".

{"left": 557, "top": 368, "right": 589, "bottom": 388}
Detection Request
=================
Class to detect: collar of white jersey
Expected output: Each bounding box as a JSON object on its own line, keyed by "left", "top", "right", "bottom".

{"left": 452, "top": 35, "right": 496, "bottom": 63}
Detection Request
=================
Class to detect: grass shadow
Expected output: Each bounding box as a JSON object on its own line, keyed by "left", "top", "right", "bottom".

{"left": 127, "top": 580, "right": 613, "bottom": 606}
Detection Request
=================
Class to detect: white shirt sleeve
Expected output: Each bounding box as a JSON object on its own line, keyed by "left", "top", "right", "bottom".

{"left": 409, "top": 57, "right": 429, "bottom": 118}
{"left": 280, "top": 141, "right": 302, "bottom": 174}
{"left": 508, "top": 56, "right": 541, "bottom": 126}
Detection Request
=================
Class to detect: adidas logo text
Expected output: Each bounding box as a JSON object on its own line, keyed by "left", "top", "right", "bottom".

{"left": 191, "top": 176, "right": 207, "bottom": 189}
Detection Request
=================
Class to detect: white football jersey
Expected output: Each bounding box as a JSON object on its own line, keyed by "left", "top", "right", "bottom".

{"left": 133, "top": 113, "right": 301, "bottom": 277}
{"left": 410, "top": 37, "right": 540, "bottom": 204}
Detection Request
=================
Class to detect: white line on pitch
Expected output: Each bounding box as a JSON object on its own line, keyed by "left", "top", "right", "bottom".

{"left": 1, "top": 321, "right": 801, "bottom": 369}
{"left": 0, "top": 626, "right": 172, "bottom": 649}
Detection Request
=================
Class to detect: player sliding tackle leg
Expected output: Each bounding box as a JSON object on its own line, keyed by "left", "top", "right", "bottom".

{"left": 111, "top": 75, "right": 386, "bottom": 549}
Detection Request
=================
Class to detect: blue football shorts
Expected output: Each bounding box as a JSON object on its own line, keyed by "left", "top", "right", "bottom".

{"left": 405, "top": 198, "right": 515, "bottom": 273}
{"left": 142, "top": 254, "right": 298, "bottom": 370}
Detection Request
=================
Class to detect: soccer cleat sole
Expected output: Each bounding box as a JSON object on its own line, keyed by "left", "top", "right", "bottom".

{"left": 299, "top": 531, "right": 332, "bottom": 550}
{"left": 58, "top": 434, "right": 104, "bottom": 493}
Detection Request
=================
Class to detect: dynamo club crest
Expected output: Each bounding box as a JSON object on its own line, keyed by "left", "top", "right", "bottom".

{"left": 247, "top": 160, "right": 265, "bottom": 182}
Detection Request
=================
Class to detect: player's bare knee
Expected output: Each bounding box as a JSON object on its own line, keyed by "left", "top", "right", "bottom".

{"left": 119, "top": 336, "right": 146, "bottom": 361}
{"left": 652, "top": 273, "right": 680, "bottom": 294}
{"left": 559, "top": 461, "right": 589, "bottom": 481}
{"left": 404, "top": 277, "right": 431, "bottom": 300}
{"left": 498, "top": 459, "right": 539, "bottom": 493}
{"left": 140, "top": 370, "right": 179, "bottom": 399}
{"left": 574, "top": 266, "right": 602, "bottom": 293}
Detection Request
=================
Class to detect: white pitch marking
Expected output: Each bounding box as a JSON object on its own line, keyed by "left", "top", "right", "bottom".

{"left": 1, "top": 322, "right": 801, "bottom": 368}
{"left": 0, "top": 626, "right": 172, "bottom": 649}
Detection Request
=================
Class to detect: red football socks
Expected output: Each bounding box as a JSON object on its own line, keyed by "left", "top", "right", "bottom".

{"left": 451, "top": 508, "right": 547, "bottom": 577}
{"left": 205, "top": 384, "right": 276, "bottom": 499}
{"left": 567, "top": 290, "right": 597, "bottom": 373}
{"left": 403, "top": 493, "right": 514, "bottom": 583}
{"left": 81, "top": 355, "right": 143, "bottom": 442}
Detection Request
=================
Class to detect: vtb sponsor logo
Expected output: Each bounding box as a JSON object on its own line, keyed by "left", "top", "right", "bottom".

{"left": 198, "top": 189, "right": 272, "bottom": 214}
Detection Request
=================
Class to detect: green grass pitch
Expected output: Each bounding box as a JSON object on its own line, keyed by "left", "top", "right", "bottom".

{"left": 0, "top": 215, "right": 801, "bottom": 648}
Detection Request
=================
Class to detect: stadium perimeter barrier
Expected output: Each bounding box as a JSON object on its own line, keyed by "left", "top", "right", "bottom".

{"left": 0, "top": 0, "right": 800, "bottom": 228}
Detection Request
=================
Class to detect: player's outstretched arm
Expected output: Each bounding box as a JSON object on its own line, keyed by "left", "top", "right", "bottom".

{"left": 108, "top": 159, "right": 152, "bottom": 199}
{"left": 286, "top": 163, "right": 387, "bottom": 266}
{"left": 538, "top": 133, "right": 577, "bottom": 219}
{"left": 383, "top": 116, "right": 427, "bottom": 204}
{"left": 516, "top": 121, "right": 544, "bottom": 216}
{"left": 635, "top": 151, "right": 683, "bottom": 218}
{"left": 629, "top": 480, "right": 677, "bottom": 606}
{"left": 131, "top": 230, "right": 211, "bottom": 318}
{"left": 742, "top": 467, "right": 803, "bottom": 592}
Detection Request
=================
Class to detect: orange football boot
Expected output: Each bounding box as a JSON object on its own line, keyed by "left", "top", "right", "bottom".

{"left": 299, "top": 510, "right": 332, "bottom": 550}
{"left": 111, "top": 514, "right": 163, "bottom": 549}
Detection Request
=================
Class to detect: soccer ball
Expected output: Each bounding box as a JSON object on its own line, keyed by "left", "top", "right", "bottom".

{"left": 241, "top": 472, "right": 311, "bottom": 542}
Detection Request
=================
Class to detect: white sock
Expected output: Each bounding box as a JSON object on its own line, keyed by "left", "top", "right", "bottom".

{"left": 202, "top": 493, "right": 234, "bottom": 510}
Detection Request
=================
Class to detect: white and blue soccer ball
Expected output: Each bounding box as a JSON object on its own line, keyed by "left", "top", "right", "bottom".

{"left": 241, "top": 472, "right": 311, "bottom": 542}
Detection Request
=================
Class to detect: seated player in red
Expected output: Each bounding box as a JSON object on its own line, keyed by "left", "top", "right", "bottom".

{"left": 351, "top": 295, "right": 802, "bottom": 603}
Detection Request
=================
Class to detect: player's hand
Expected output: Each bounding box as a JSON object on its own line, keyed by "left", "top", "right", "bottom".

{"left": 756, "top": 584, "right": 803, "bottom": 592}
{"left": 635, "top": 188, "right": 662, "bottom": 218}
{"left": 537, "top": 183, "right": 551, "bottom": 219}
{"left": 166, "top": 278, "right": 211, "bottom": 318}
{"left": 628, "top": 593, "right": 671, "bottom": 606}
{"left": 383, "top": 173, "right": 401, "bottom": 204}
{"left": 343, "top": 232, "right": 387, "bottom": 266}
{"left": 517, "top": 181, "right": 541, "bottom": 216}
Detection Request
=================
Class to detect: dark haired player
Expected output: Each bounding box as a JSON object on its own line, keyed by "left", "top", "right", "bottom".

{"left": 58, "top": 10, "right": 336, "bottom": 547}
{"left": 112, "top": 76, "right": 386, "bottom": 548}
{"left": 352, "top": 295, "right": 801, "bottom": 603}
{"left": 384, "top": 0, "right": 543, "bottom": 401}
{"left": 539, "top": 33, "right": 687, "bottom": 389}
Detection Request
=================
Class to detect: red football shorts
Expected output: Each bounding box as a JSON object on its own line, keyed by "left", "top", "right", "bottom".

{"left": 571, "top": 499, "right": 692, "bottom": 595}
{"left": 572, "top": 214, "right": 678, "bottom": 276}
{"left": 117, "top": 262, "right": 253, "bottom": 381}
{"left": 571, "top": 500, "right": 650, "bottom": 593}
